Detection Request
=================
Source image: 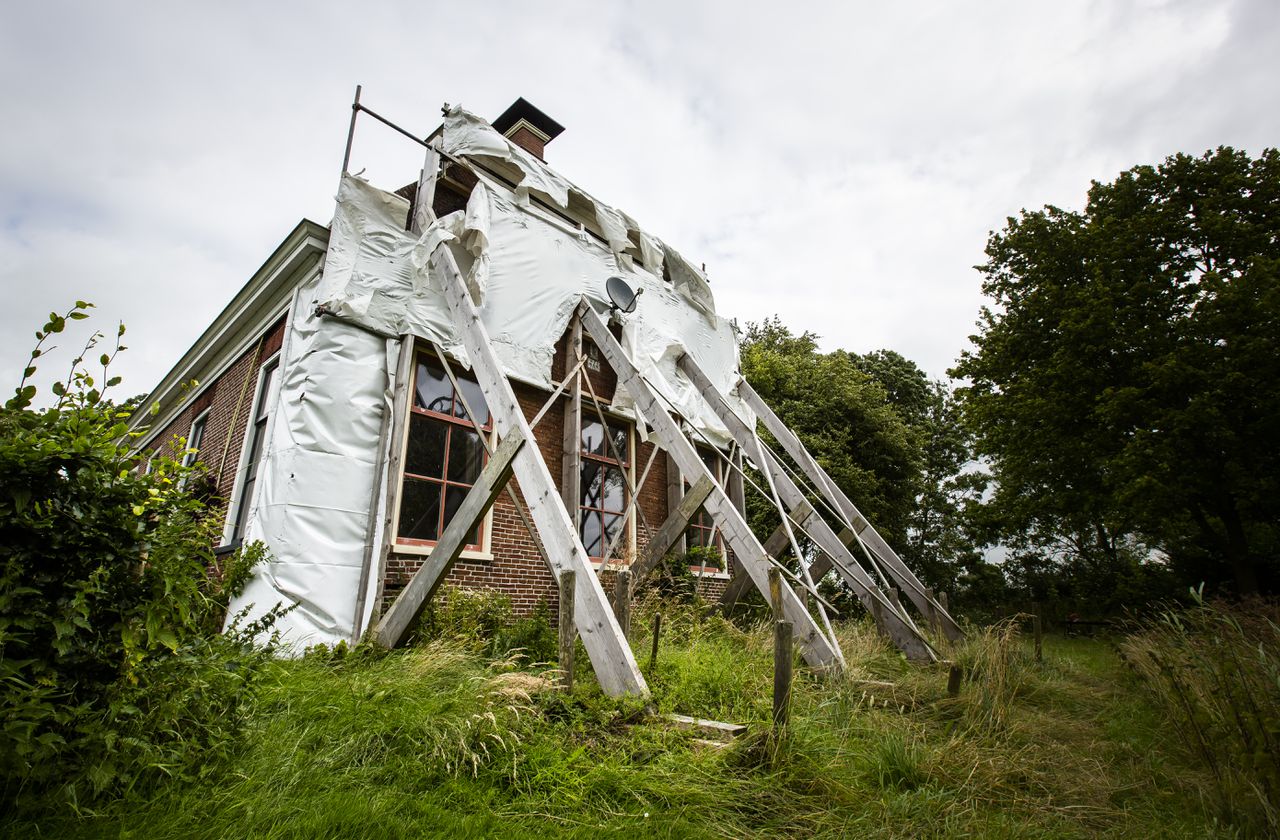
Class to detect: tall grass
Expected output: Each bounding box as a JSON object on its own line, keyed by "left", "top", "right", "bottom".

{"left": 1, "top": 602, "right": 1235, "bottom": 838}
{"left": 1119, "top": 596, "right": 1280, "bottom": 832}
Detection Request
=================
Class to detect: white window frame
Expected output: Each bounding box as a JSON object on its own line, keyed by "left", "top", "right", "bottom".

{"left": 390, "top": 351, "right": 495, "bottom": 562}
{"left": 221, "top": 352, "right": 281, "bottom": 547}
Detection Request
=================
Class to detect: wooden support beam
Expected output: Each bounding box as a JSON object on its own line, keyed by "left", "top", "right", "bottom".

{"left": 430, "top": 247, "right": 647, "bottom": 697}
{"left": 678, "top": 355, "right": 936, "bottom": 662}
{"left": 366, "top": 335, "right": 416, "bottom": 632}
{"left": 664, "top": 450, "right": 687, "bottom": 558}
{"left": 718, "top": 499, "right": 796, "bottom": 610}
{"left": 631, "top": 475, "right": 715, "bottom": 591}
{"left": 580, "top": 304, "right": 841, "bottom": 671}
{"left": 561, "top": 313, "right": 583, "bottom": 528}
{"left": 773, "top": 619, "right": 793, "bottom": 732}
{"left": 373, "top": 434, "right": 524, "bottom": 648}
{"left": 736, "top": 377, "right": 964, "bottom": 642}
{"left": 559, "top": 570, "right": 575, "bottom": 691}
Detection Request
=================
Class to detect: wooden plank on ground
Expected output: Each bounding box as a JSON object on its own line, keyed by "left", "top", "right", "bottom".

{"left": 580, "top": 304, "right": 841, "bottom": 671}
{"left": 373, "top": 433, "right": 524, "bottom": 648}
{"left": 430, "top": 247, "right": 648, "bottom": 698}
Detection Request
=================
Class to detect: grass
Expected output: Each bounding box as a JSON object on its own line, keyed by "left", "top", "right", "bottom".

{"left": 1, "top": 607, "right": 1244, "bottom": 839}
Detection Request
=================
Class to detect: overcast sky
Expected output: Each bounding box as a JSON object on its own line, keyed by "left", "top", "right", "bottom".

{"left": 3, "top": 0, "right": 1277, "bottom": 401}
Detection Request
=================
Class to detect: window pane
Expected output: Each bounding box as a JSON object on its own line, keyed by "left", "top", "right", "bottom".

{"left": 256, "top": 362, "right": 280, "bottom": 423}
{"left": 601, "top": 513, "right": 623, "bottom": 557}
{"left": 398, "top": 477, "right": 442, "bottom": 541}
{"left": 447, "top": 427, "right": 484, "bottom": 484}
{"left": 414, "top": 360, "right": 453, "bottom": 415}
{"left": 405, "top": 414, "right": 447, "bottom": 479}
{"left": 581, "top": 512, "right": 603, "bottom": 558}
{"left": 601, "top": 466, "right": 625, "bottom": 512}
{"left": 443, "top": 484, "right": 480, "bottom": 546}
{"left": 453, "top": 376, "right": 491, "bottom": 427}
{"left": 609, "top": 425, "right": 629, "bottom": 463}
{"left": 580, "top": 461, "right": 603, "bottom": 509}
{"left": 581, "top": 419, "right": 606, "bottom": 456}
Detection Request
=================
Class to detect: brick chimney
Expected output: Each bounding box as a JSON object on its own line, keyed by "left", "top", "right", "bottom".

{"left": 491, "top": 97, "right": 565, "bottom": 161}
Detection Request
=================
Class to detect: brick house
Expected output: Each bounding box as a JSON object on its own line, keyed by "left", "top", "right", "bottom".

{"left": 132, "top": 98, "right": 745, "bottom": 653}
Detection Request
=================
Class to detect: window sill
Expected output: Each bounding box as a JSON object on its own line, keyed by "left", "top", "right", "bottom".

{"left": 394, "top": 542, "right": 494, "bottom": 564}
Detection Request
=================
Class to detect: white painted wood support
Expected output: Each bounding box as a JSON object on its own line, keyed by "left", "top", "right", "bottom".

{"left": 366, "top": 335, "right": 416, "bottom": 632}
{"left": 429, "top": 247, "right": 647, "bottom": 697}
{"left": 579, "top": 303, "right": 841, "bottom": 671}
{"left": 373, "top": 433, "right": 524, "bottom": 648}
{"left": 678, "top": 354, "right": 936, "bottom": 662}
{"left": 736, "top": 377, "right": 963, "bottom": 642}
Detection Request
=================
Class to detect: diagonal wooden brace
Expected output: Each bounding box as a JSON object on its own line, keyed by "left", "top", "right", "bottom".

{"left": 736, "top": 377, "right": 963, "bottom": 642}
{"left": 373, "top": 433, "right": 524, "bottom": 648}
{"left": 678, "top": 354, "right": 936, "bottom": 662}
{"left": 630, "top": 475, "right": 715, "bottom": 594}
{"left": 580, "top": 303, "right": 842, "bottom": 671}
{"left": 430, "top": 247, "right": 648, "bottom": 697}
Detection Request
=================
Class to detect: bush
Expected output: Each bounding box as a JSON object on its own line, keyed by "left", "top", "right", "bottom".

{"left": 0, "top": 303, "right": 281, "bottom": 805}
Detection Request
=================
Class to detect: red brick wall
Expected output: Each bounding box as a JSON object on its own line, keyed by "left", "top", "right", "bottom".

{"left": 147, "top": 316, "right": 287, "bottom": 533}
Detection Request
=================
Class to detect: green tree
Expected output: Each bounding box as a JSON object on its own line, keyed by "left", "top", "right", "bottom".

{"left": 954, "top": 147, "right": 1280, "bottom": 597}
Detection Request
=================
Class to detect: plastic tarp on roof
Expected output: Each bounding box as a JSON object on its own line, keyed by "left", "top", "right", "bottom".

{"left": 228, "top": 106, "right": 753, "bottom": 648}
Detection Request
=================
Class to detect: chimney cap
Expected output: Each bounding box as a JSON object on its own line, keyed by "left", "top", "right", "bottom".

{"left": 492, "top": 97, "right": 565, "bottom": 142}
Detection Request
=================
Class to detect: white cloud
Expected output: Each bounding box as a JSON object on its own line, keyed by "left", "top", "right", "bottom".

{"left": 2, "top": 0, "right": 1276, "bottom": 398}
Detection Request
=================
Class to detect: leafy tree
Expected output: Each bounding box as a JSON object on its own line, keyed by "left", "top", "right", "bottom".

{"left": 954, "top": 147, "right": 1280, "bottom": 598}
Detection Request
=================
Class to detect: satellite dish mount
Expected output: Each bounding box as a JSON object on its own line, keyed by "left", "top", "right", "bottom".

{"left": 606, "top": 276, "right": 643, "bottom": 314}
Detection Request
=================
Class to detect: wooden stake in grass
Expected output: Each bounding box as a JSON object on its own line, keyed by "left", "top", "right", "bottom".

{"left": 614, "top": 569, "right": 631, "bottom": 638}
{"left": 773, "top": 619, "right": 793, "bottom": 732}
{"left": 558, "top": 570, "right": 575, "bottom": 691}
{"left": 648, "top": 612, "right": 662, "bottom": 674}
{"left": 947, "top": 662, "right": 963, "bottom": 697}
{"left": 1033, "top": 604, "right": 1043, "bottom": 663}
{"left": 768, "top": 566, "right": 783, "bottom": 620}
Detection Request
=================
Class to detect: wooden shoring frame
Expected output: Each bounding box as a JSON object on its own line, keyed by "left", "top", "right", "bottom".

{"left": 677, "top": 354, "right": 937, "bottom": 662}
{"left": 429, "top": 248, "right": 647, "bottom": 697}
{"left": 735, "top": 378, "right": 963, "bottom": 642}
{"left": 578, "top": 303, "right": 842, "bottom": 671}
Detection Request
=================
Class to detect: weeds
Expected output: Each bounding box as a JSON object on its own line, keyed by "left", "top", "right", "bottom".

{"left": 1119, "top": 595, "right": 1280, "bottom": 833}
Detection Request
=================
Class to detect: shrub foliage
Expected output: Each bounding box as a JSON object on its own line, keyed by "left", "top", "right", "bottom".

{"left": 0, "top": 303, "right": 280, "bottom": 804}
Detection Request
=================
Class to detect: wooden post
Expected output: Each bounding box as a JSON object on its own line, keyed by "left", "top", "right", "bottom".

{"left": 889, "top": 587, "right": 903, "bottom": 615}
{"left": 648, "top": 612, "right": 662, "bottom": 673}
{"left": 614, "top": 569, "right": 631, "bottom": 637}
{"left": 664, "top": 451, "right": 687, "bottom": 559}
{"left": 559, "top": 570, "right": 576, "bottom": 691}
{"left": 947, "top": 662, "right": 963, "bottom": 697}
{"left": 630, "top": 476, "right": 714, "bottom": 590}
{"left": 939, "top": 591, "right": 950, "bottom": 613}
{"left": 1033, "top": 603, "right": 1043, "bottom": 663}
{"left": 768, "top": 566, "right": 783, "bottom": 620}
{"left": 871, "top": 595, "right": 886, "bottom": 638}
{"left": 773, "top": 620, "right": 793, "bottom": 731}
{"left": 561, "top": 315, "right": 583, "bottom": 526}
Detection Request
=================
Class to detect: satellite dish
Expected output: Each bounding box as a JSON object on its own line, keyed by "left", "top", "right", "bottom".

{"left": 605, "top": 275, "right": 643, "bottom": 314}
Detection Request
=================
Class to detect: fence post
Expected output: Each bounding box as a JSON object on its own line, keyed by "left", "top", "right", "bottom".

{"left": 648, "top": 611, "right": 662, "bottom": 673}
{"left": 558, "top": 570, "right": 575, "bottom": 691}
{"left": 1032, "top": 603, "right": 1043, "bottom": 663}
{"left": 773, "top": 619, "right": 793, "bottom": 732}
{"left": 614, "top": 569, "right": 631, "bottom": 637}
{"left": 947, "top": 662, "right": 963, "bottom": 697}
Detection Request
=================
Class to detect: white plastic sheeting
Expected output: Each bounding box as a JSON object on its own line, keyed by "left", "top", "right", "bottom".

{"left": 228, "top": 105, "right": 753, "bottom": 648}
